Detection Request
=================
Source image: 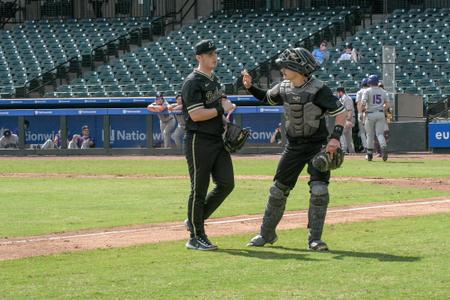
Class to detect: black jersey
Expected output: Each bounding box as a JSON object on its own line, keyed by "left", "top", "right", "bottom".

{"left": 181, "top": 69, "right": 224, "bottom": 136}
{"left": 248, "top": 79, "right": 344, "bottom": 143}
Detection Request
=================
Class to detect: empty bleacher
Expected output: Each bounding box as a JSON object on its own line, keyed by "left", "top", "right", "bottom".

{"left": 43, "top": 7, "right": 353, "bottom": 98}
{"left": 0, "top": 17, "right": 155, "bottom": 98}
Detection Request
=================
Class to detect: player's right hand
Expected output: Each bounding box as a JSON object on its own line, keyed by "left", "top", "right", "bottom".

{"left": 241, "top": 69, "right": 252, "bottom": 89}
{"left": 221, "top": 98, "right": 236, "bottom": 113}
{"left": 147, "top": 104, "right": 162, "bottom": 112}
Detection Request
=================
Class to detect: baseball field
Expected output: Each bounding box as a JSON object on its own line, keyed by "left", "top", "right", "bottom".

{"left": 1, "top": 154, "right": 449, "bottom": 299}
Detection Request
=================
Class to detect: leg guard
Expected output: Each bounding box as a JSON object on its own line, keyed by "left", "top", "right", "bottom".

{"left": 260, "top": 181, "right": 290, "bottom": 240}
{"left": 307, "top": 181, "right": 329, "bottom": 242}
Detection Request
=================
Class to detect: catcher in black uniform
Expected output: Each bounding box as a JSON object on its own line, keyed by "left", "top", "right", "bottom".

{"left": 242, "top": 48, "right": 346, "bottom": 251}
{"left": 181, "top": 39, "right": 237, "bottom": 251}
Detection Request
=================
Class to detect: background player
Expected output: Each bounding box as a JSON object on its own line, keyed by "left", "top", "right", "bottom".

{"left": 147, "top": 92, "right": 176, "bottom": 148}
{"left": 356, "top": 78, "right": 369, "bottom": 152}
{"left": 360, "top": 75, "right": 391, "bottom": 161}
{"left": 336, "top": 87, "right": 355, "bottom": 154}
{"left": 168, "top": 94, "right": 186, "bottom": 148}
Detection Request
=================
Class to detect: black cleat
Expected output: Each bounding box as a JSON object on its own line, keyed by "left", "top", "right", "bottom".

{"left": 186, "top": 235, "right": 218, "bottom": 251}
{"left": 308, "top": 240, "right": 329, "bottom": 251}
{"left": 365, "top": 153, "right": 373, "bottom": 161}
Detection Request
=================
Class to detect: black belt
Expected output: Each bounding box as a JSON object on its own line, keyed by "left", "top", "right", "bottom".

{"left": 367, "top": 110, "right": 384, "bottom": 113}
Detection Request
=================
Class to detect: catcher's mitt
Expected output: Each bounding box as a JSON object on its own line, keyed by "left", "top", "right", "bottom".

{"left": 223, "top": 123, "right": 250, "bottom": 153}
{"left": 311, "top": 147, "right": 344, "bottom": 172}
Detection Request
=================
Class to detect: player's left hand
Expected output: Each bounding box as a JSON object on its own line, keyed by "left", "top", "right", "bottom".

{"left": 326, "top": 138, "right": 341, "bottom": 156}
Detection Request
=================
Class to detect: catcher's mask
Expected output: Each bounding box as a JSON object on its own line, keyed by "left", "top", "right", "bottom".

{"left": 275, "top": 47, "right": 319, "bottom": 76}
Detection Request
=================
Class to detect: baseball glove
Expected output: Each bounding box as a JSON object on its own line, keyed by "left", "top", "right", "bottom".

{"left": 311, "top": 147, "right": 344, "bottom": 172}
{"left": 223, "top": 123, "right": 250, "bottom": 153}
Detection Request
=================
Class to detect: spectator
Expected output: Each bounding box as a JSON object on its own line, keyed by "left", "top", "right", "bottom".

{"left": 337, "top": 43, "right": 359, "bottom": 63}
{"left": 312, "top": 40, "right": 330, "bottom": 65}
{"left": 147, "top": 92, "right": 176, "bottom": 148}
{"left": 270, "top": 123, "right": 283, "bottom": 144}
{"left": 337, "top": 87, "right": 355, "bottom": 154}
{"left": 0, "top": 129, "right": 18, "bottom": 149}
{"left": 168, "top": 94, "right": 185, "bottom": 148}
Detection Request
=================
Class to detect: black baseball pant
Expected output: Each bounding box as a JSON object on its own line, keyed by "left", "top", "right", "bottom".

{"left": 274, "top": 140, "right": 330, "bottom": 187}
{"left": 185, "top": 132, "right": 235, "bottom": 237}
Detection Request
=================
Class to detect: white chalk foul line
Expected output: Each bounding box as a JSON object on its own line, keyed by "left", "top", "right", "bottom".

{"left": 1, "top": 199, "right": 449, "bottom": 246}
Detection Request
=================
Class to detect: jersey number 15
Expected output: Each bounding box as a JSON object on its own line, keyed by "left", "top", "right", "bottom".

{"left": 372, "top": 94, "right": 382, "bottom": 104}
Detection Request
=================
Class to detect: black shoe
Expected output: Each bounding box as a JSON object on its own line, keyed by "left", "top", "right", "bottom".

{"left": 382, "top": 147, "right": 388, "bottom": 161}
{"left": 308, "top": 240, "right": 329, "bottom": 251}
{"left": 365, "top": 153, "right": 373, "bottom": 161}
{"left": 186, "top": 235, "right": 218, "bottom": 251}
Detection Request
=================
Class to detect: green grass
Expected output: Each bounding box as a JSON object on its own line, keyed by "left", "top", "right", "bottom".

{"left": 1, "top": 214, "right": 449, "bottom": 299}
{"left": 0, "top": 177, "right": 447, "bottom": 237}
{"left": 1, "top": 156, "right": 450, "bottom": 178}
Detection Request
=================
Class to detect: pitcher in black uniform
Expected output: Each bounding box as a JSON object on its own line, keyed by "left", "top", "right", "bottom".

{"left": 242, "top": 48, "right": 346, "bottom": 251}
{"left": 181, "top": 39, "right": 236, "bottom": 251}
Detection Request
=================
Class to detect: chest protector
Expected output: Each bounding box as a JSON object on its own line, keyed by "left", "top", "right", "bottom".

{"left": 281, "top": 78, "right": 324, "bottom": 138}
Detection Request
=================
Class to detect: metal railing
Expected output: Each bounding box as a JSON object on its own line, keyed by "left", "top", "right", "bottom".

{"left": 164, "top": 0, "right": 198, "bottom": 31}
{"left": 0, "top": 0, "right": 19, "bottom": 29}
{"left": 0, "top": 0, "right": 157, "bottom": 24}
{"left": 427, "top": 98, "right": 449, "bottom": 120}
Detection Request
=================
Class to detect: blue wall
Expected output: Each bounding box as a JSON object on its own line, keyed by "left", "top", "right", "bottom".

{"left": 0, "top": 106, "right": 283, "bottom": 148}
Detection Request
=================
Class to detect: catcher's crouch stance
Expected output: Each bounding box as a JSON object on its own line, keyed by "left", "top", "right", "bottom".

{"left": 242, "top": 47, "right": 346, "bottom": 251}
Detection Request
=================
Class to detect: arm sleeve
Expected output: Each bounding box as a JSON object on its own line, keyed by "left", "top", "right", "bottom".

{"left": 247, "top": 83, "right": 283, "bottom": 105}
{"left": 182, "top": 80, "right": 204, "bottom": 114}
{"left": 314, "top": 86, "right": 345, "bottom": 116}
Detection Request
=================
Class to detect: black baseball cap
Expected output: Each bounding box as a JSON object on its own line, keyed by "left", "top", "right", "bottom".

{"left": 195, "top": 39, "right": 220, "bottom": 55}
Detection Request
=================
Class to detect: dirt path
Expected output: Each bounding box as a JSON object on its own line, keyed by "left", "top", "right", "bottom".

{"left": 1, "top": 198, "right": 449, "bottom": 261}
{"left": 2, "top": 173, "right": 450, "bottom": 192}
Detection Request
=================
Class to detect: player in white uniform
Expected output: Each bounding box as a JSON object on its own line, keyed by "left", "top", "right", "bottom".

{"left": 169, "top": 94, "right": 186, "bottom": 148}
{"left": 355, "top": 78, "right": 368, "bottom": 152}
{"left": 336, "top": 87, "right": 355, "bottom": 154}
{"left": 360, "top": 75, "right": 390, "bottom": 161}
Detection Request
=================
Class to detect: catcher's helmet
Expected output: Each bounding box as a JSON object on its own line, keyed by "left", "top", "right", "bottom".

{"left": 367, "top": 75, "right": 379, "bottom": 86}
{"left": 361, "top": 78, "right": 369, "bottom": 87}
{"left": 275, "top": 48, "right": 319, "bottom": 75}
